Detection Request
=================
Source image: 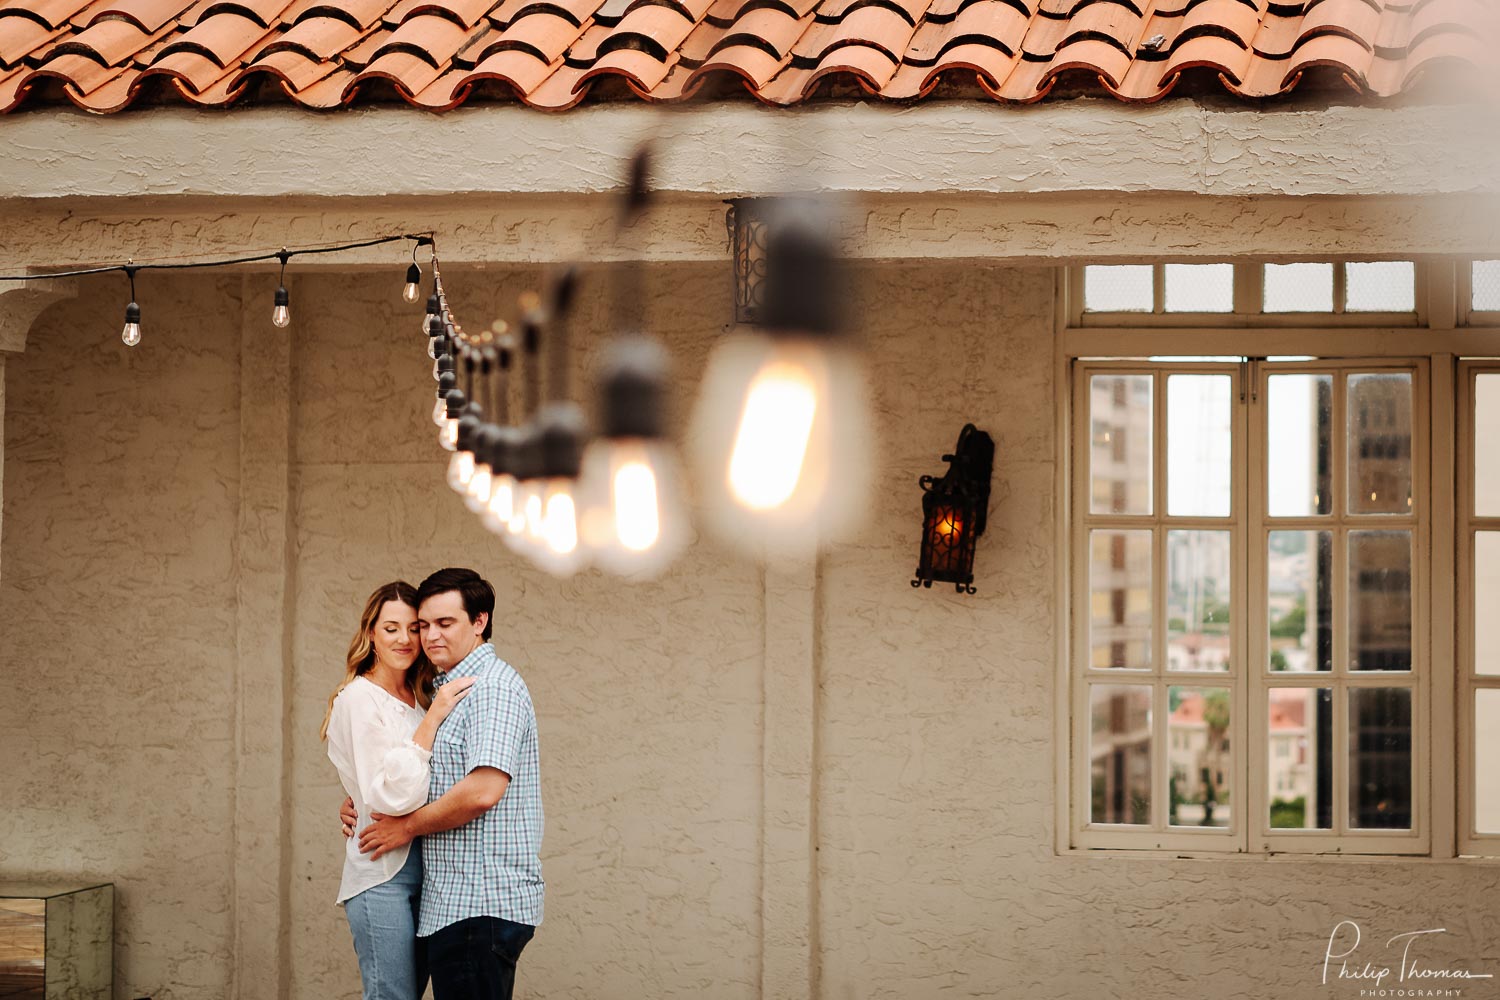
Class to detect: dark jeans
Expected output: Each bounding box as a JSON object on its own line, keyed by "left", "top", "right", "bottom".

{"left": 424, "top": 915, "right": 535, "bottom": 1000}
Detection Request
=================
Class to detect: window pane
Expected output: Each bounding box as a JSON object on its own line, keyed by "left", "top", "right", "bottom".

{"left": 1090, "top": 530, "right": 1153, "bottom": 670}
{"left": 1348, "top": 687, "right": 1412, "bottom": 830}
{"left": 1167, "top": 374, "right": 1231, "bottom": 517}
{"left": 1164, "top": 264, "right": 1233, "bottom": 313}
{"left": 1264, "top": 263, "right": 1334, "bottom": 313}
{"left": 1267, "top": 374, "right": 1333, "bottom": 517}
{"left": 1089, "top": 374, "right": 1153, "bottom": 515}
{"left": 1167, "top": 531, "right": 1231, "bottom": 672}
{"left": 1349, "top": 530, "right": 1412, "bottom": 672}
{"left": 1346, "top": 373, "right": 1413, "bottom": 515}
{"left": 1090, "top": 685, "right": 1153, "bottom": 825}
{"left": 1474, "top": 374, "right": 1500, "bottom": 516}
{"left": 1268, "top": 531, "right": 1333, "bottom": 673}
{"left": 1474, "top": 260, "right": 1500, "bottom": 312}
{"left": 1476, "top": 690, "right": 1500, "bottom": 833}
{"left": 1268, "top": 687, "right": 1333, "bottom": 829}
{"left": 1345, "top": 261, "right": 1415, "bottom": 312}
{"left": 1085, "top": 265, "right": 1153, "bottom": 312}
{"left": 1474, "top": 533, "right": 1500, "bottom": 676}
{"left": 1169, "top": 687, "right": 1231, "bottom": 828}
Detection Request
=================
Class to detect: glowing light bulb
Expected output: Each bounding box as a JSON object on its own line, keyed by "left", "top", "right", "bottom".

{"left": 432, "top": 395, "right": 448, "bottom": 427}
{"left": 446, "top": 450, "right": 474, "bottom": 492}
{"left": 482, "top": 474, "right": 518, "bottom": 534}
{"left": 403, "top": 264, "right": 421, "bottom": 303}
{"left": 121, "top": 301, "right": 141, "bottom": 347}
{"left": 428, "top": 337, "right": 440, "bottom": 360}
{"left": 612, "top": 462, "right": 660, "bottom": 551}
{"left": 272, "top": 286, "right": 291, "bottom": 328}
{"left": 523, "top": 488, "right": 544, "bottom": 545}
{"left": 543, "top": 489, "right": 578, "bottom": 552}
{"left": 726, "top": 361, "right": 817, "bottom": 510}
{"left": 580, "top": 437, "right": 690, "bottom": 577}
{"left": 690, "top": 335, "right": 871, "bottom": 557}
{"left": 532, "top": 479, "right": 588, "bottom": 577}
{"left": 465, "top": 463, "right": 492, "bottom": 513}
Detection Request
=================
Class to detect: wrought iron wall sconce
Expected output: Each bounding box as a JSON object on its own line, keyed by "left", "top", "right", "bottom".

{"left": 726, "top": 198, "right": 769, "bottom": 324}
{"left": 912, "top": 424, "right": 994, "bottom": 594}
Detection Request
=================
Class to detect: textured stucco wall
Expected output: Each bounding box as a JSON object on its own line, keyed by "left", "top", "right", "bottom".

{"left": 0, "top": 275, "right": 244, "bottom": 999}
{"left": 7, "top": 263, "right": 1500, "bottom": 1000}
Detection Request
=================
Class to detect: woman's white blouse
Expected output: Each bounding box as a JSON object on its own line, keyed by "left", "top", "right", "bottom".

{"left": 325, "top": 676, "right": 432, "bottom": 904}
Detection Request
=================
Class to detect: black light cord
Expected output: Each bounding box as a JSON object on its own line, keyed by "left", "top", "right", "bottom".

{"left": 0, "top": 233, "right": 434, "bottom": 282}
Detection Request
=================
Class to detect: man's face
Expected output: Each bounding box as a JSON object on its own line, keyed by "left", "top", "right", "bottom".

{"left": 417, "top": 590, "right": 487, "bottom": 671}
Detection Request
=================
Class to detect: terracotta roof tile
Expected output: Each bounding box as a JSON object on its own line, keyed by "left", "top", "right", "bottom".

{"left": 0, "top": 0, "right": 1492, "bottom": 111}
{"left": 291, "top": 0, "right": 390, "bottom": 29}
{"left": 79, "top": 0, "right": 198, "bottom": 33}
{"left": 0, "top": 13, "right": 67, "bottom": 67}
{"left": 0, "top": 0, "right": 97, "bottom": 31}
{"left": 44, "top": 16, "right": 175, "bottom": 64}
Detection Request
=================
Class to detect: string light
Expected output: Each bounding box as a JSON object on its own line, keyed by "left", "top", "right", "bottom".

{"left": 404, "top": 264, "right": 422, "bottom": 303}
{"left": 121, "top": 266, "right": 140, "bottom": 347}
{"left": 581, "top": 336, "right": 689, "bottom": 577}
{"left": 0, "top": 232, "right": 434, "bottom": 349}
{"left": 691, "top": 199, "right": 871, "bottom": 556}
{"left": 272, "top": 250, "right": 291, "bottom": 328}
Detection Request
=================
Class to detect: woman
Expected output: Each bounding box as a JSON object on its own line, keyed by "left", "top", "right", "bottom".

{"left": 322, "top": 581, "right": 474, "bottom": 1000}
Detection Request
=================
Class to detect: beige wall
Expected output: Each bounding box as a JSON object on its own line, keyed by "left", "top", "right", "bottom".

{"left": 6, "top": 263, "right": 1500, "bottom": 1000}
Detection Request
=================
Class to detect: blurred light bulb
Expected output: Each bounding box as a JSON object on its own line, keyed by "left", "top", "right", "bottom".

{"left": 439, "top": 418, "right": 459, "bottom": 451}
{"left": 691, "top": 335, "right": 871, "bottom": 556}
{"left": 403, "top": 264, "right": 421, "bottom": 303}
{"left": 432, "top": 358, "right": 443, "bottom": 380}
{"left": 465, "top": 464, "right": 492, "bottom": 513}
{"left": 432, "top": 396, "right": 448, "bottom": 427}
{"left": 533, "top": 479, "right": 587, "bottom": 576}
{"left": 428, "top": 337, "right": 440, "bottom": 360}
{"left": 727, "top": 361, "right": 816, "bottom": 510}
{"left": 523, "top": 487, "right": 544, "bottom": 545}
{"left": 272, "top": 286, "right": 291, "bottom": 328}
{"left": 581, "top": 438, "right": 689, "bottom": 577}
{"left": 482, "top": 474, "right": 518, "bottom": 534}
{"left": 121, "top": 301, "right": 141, "bottom": 347}
{"left": 446, "top": 450, "right": 474, "bottom": 492}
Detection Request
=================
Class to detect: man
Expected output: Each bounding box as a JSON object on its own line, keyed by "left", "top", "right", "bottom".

{"left": 353, "top": 567, "right": 544, "bottom": 999}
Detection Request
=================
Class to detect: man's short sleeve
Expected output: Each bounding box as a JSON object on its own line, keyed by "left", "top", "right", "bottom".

{"left": 463, "top": 678, "right": 529, "bottom": 779}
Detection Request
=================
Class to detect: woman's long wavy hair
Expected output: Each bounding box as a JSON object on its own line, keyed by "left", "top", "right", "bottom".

{"left": 319, "top": 581, "right": 435, "bottom": 741}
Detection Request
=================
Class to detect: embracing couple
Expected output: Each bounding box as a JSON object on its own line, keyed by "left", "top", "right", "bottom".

{"left": 319, "top": 567, "right": 544, "bottom": 1000}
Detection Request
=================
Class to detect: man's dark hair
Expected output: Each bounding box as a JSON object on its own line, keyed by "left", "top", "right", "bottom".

{"left": 416, "top": 567, "right": 495, "bottom": 640}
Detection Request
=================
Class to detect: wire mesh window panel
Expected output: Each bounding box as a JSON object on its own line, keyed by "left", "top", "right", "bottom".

{"left": 1475, "top": 261, "right": 1500, "bottom": 312}
{"left": 1164, "top": 264, "right": 1233, "bottom": 313}
{"left": 1345, "top": 261, "right": 1415, "bottom": 312}
{"left": 1264, "top": 263, "right": 1335, "bottom": 313}
{"left": 1084, "top": 265, "right": 1154, "bottom": 312}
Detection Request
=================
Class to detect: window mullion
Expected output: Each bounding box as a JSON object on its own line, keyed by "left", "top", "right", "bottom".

{"left": 1237, "top": 359, "right": 1256, "bottom": 853}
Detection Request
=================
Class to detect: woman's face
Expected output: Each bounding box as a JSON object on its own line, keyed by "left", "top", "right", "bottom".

{"left": 371, "top": 600, "right": 420, "bottom": 672}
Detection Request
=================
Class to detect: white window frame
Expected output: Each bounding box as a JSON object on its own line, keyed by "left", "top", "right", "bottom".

{"left": 1457, "top": 361, "right": 1500, "bottom": 857}
{"left": 1053, "top": 259, "right": 1500, "bottom": 860}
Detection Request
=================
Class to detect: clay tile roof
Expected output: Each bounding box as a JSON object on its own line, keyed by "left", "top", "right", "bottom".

{"left": 0, "top": 0, "right": 1494, "bottom": 112}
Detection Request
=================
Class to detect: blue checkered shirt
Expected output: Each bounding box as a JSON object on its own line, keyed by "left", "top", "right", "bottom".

{"left": 418, "top": 643, "right": 545, "bottom": 935}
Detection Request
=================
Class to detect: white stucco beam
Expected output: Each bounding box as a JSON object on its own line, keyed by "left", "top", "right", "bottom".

{"left": 1, "top": 99, "right": 1497, "bottom": 204}
{"left": 2, "top": 192, "right": 1499, "bottom": 271}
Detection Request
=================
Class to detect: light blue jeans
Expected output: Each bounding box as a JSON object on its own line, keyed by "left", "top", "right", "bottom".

{"left": 345, "top": 843, "right": 427, "bottom": 1000}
